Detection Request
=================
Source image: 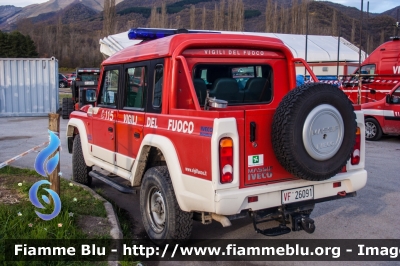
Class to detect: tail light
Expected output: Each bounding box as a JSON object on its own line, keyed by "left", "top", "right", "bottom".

{"left": 219, "top": 138, "right": 233, "bottom": 184}
{"left": 351, "top": 127, "right": 361, "bottom": 165}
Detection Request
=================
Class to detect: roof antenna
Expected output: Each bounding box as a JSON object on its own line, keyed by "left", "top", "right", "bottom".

{"left": 394, "top": 8, "right": 399, "bottom": 39}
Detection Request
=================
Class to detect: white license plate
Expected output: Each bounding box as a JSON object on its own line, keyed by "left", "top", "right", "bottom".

{"left": 84, "top": 81, "right": 95, "bottom": 85}
{"left": 282, "top": 186, "right": 314, "bottom": 204}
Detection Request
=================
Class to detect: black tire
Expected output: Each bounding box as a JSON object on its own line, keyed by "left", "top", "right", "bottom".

{"left": 365, "top": 117, "right": 382, "bottom": 141}
{"left": 59, "top": 81, "right": 67, "bottom": 88}
{"left": 72, "top": 134, "right": 92, "bottom": 186}
{"left": 140, "top": 166, "right": 192, "bottom": 244}
{"left": 62, "top": 98, "right": 74, "bottom": 119}
{"left": 272, "top": 83, "right": 357, "bottom": 181}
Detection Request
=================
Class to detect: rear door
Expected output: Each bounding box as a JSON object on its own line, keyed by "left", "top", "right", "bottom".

{"left": 115, "top": 62, "right": 149, "bottom": 170}
{"left": 244, "top": 110, "right": 297, "bottom": 186}
{"left": 243, "top": 65, "right": 295, "bottom": 186}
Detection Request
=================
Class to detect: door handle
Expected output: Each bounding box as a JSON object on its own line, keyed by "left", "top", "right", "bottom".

{"left": 250, "top": 122, "right": 256, "bottom": 142}
{"left": 108, "top": 127, "right": 113, "bottom": 132}
{"left": 134, "top": 132, "right": 140, "bottom": 138}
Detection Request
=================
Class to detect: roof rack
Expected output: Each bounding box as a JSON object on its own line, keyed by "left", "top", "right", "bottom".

{"left": 127, "top": 27, "right": 221, "bottom": 41}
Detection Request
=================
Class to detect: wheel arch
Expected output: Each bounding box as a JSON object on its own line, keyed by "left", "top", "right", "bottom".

{"left": 364, "top": 115, "right": 385, "bottom": 131}
{"left": 66, "top": 118, "right": 94, "bottom": 167}
{"left": 364, "top": 115, "right": 379, "bottom": 121}
{"left": 131, "top": 134, "right": 190, "bottom": 211}
{"left": 131, "top": 134, "right": 180, "bottom": 186}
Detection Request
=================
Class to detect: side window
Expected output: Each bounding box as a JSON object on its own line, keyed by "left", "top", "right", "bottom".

{"left": 125, "top": 66, "right": 147, "bottom": 109}
{"left": 153, "top": 64, "right": 163, "bottom": 108}
{"left": 360, "top": 64, "right": 375, "bottom": 75}
{"left": 392, "top": 88, "right": 400, "bottom": 104}
{"left": 99, "top": 69, "right": 119, "bottom": 107}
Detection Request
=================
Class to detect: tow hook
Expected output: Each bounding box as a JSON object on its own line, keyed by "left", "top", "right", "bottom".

{"left": 292, "top": 214, "right": 316, "bottom": 234}
{"left": 301, "top": 217, "right": 315, "bottom": 234}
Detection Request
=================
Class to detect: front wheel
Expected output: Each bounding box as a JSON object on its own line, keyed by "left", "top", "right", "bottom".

{"left": 365, "top": 117, "right": 382, "bottom": 141}
{"left": 72, "top": 134, "right": 92, "bottom": 186}
{"left": 140, "top": 166, "right": 192, "bottom": 244}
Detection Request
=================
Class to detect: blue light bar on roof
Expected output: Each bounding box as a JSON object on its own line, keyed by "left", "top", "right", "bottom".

{"left": 128, "top": 28, "right": 221, "bottom": 40}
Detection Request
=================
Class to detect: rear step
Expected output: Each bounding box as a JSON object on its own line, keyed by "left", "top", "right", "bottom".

{"left": 89, "top": 170, "right": 137, "bottom": 194}
{"left": 252, "top": 210, "right": 291, "bottom": 236}
{"left": 252, "top": 207, "right": 316, "bottom": 236}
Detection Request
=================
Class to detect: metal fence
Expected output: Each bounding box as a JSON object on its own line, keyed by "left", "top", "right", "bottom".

{"left": 0, "top": 57, "right": 59, "bottom": 117}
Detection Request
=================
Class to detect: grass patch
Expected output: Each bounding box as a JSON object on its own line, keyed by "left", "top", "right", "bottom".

{"left": 0, "top": 166, "right": 109, "bottom": 265}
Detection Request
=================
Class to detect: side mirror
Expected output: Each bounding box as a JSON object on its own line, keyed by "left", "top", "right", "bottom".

{"left": 370, "top": 89, "right": 376, "bottom": 95}
{"left": 386, "top": 94, "right": 391, "bottom": 104}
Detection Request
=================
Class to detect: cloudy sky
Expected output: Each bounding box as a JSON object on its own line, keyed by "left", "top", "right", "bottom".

{"left": 0, "top": 0, "right": 399, "bottom": 13}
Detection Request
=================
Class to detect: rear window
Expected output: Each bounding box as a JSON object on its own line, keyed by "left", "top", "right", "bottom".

{"left": 78, "top": 73, "right": 99, "bottom": 82}
{"left": 193, "top": 64, "right": 273, "bottom": 106}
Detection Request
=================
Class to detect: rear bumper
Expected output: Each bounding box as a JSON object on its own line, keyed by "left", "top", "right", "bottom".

{"left": 214, "top": 169, "right": 367, "bottom": 215}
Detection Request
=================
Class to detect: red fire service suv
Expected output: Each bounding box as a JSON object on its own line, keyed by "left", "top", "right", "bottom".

{"left": 362, "top": 82, "right": 400, "bottom": 140}
{"left": 341, "top": 37, "right": 400, "bottom": 104}
{"left": 66, "top": 28, "right": 367, "bottom": 242}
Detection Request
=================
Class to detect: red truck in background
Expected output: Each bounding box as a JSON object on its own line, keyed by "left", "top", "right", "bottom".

{"left": 341, "top": 37, "right": 400, "bottom": 104}
{"left": 362, "top": 82, "right": 400, "bottom": 140}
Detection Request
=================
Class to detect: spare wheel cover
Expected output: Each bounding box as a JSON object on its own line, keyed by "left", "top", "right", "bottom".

{"left": 302, "top": 104, "right": 344, "bottom": 161}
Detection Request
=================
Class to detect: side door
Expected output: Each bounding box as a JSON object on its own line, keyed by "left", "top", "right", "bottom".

{"left": 91, "top": 66, "right": 122, "bottom": 165}
{"left": 383, "top": 85, "right": 400, "bottom": 134}
{"left": 144, "top": 59, "right": 164, "bottom": 132}
{"left": 115, "top": 62, "right": 149, "bottom": 170}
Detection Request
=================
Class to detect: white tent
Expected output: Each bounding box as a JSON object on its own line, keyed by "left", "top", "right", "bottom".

{"left": 99, "top": 30, "right": 367, "bottom": 63}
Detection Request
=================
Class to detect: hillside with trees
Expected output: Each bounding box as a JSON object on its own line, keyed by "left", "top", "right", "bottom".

{"left": 0, "top": 31, "right": 38, "bottom": 58}
{"left": 6, "top": 0, "right": 399, "bottom": 68}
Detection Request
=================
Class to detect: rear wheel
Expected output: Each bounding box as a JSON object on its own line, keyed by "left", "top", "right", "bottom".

{"left": 72, "top": 134, "right": 92, "bottom": 186}
{"left": 62, "top": 98, "right": 74, "bottom": 119}
{"left": 365, "top": 117, "right": 382, "bottom": 141}
{"left": 140, "top": 166, "right": 192, "bottom": 244}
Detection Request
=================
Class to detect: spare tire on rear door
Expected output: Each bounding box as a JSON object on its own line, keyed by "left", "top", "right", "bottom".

{"left": 272, "top": 83, "right": 357, "bottom": 181}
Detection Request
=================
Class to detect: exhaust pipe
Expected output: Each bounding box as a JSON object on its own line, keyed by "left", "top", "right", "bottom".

{"left": 211, "top": 213, "right": 232, "bottom": 227}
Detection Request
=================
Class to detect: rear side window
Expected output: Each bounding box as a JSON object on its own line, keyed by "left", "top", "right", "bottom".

{"left": 125, "top": 66, "right": 147, "bottom": 109}
{"left": 193, "top": 64, "right": 273, "bottom": 105}
{"left": 99, "top": 69, "right": 119, "bottom": 106}
{"left": 153, "top": 64, "right": 163, "bottom": 108}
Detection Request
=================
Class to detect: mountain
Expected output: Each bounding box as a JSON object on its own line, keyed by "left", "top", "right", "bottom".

{"left": 0, "top": 5, "right": 22, "bottom": 26}
{"left": 1, "top": 0, "right": 398, "bottom": 69}
{"left": 0, "top": 0, "right": 124, "bottom": 30}
{"left": 382, "top": 6, "right": 400, "bottom": 20}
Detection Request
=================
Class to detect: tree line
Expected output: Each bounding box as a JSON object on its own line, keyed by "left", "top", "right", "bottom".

{"left": 0, "top": 31, "right": 38, "bottom": 58}
{"left": 9, "top": 0, "right": 397, "bottom": 68}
